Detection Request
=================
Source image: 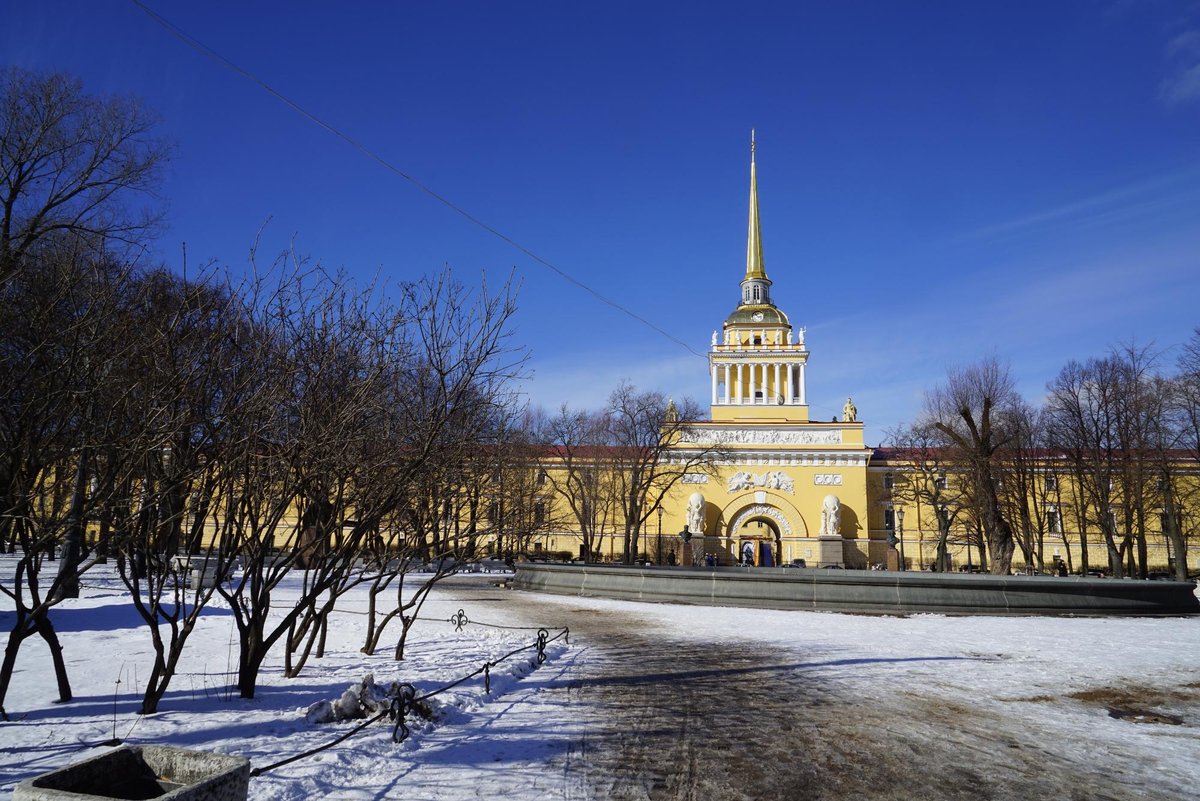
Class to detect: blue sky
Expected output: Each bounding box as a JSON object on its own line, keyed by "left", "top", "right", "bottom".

{"left": 6, "top": 1, "right": 1200, "bottom": 443}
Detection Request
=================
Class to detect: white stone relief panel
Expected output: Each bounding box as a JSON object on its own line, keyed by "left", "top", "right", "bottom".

{"left": 727, "top": 470, "right": 795, "bottom": 493}
{"left": 813, "top": 474, "right": 843, "bottom": 486}
{"left": 680, "top": 428, "right": 843, "bottom": 446}
{"left": 729, "top": 504, "right": 793, "bottom": 538}
{"left": 681, "top": 473, "right": 709, "bottom": 484}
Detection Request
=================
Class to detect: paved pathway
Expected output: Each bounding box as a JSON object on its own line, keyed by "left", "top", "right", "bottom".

{"left": 446, "top": 580, "right": 1188, "bottom": 801}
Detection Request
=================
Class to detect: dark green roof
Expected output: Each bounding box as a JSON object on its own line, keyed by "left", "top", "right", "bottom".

{"left": 724, "top": 304, "right": 791, "bottom": 326}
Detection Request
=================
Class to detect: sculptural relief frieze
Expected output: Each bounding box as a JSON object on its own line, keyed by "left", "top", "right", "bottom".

{"left": 680, "top": 427, "right": 843, "bottom": 446}
{"left": 728, "top": 504, "right": 793, "bottom": 538}
{"left": 727, "top": 470, "right": 795, "bottom": 493}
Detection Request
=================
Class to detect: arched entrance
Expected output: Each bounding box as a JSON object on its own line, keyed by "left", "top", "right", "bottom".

{"left": 728, "top": 504, "right": 792, "bottom": 566}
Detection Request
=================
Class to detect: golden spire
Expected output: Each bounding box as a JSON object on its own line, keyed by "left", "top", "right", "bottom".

{"left": 745, "top": 129, "right": 767, "bottom": 281}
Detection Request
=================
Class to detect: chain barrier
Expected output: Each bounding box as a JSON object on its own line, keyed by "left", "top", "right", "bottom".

{"left": 389, "top": 683, "right": 416, "bottom": 744}
{"left": 446, "top": 608, "right": 571, "bottom": 643}
{"left": 250, "top": 615, "right": 569, "bottom": 777}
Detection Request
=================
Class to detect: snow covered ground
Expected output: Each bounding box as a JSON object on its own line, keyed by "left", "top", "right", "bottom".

{"left": 2, "top": 558, "right": 1198, "bottom": 800}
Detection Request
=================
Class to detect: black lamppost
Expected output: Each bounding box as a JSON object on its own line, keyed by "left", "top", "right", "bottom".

{"left": 897, "top": 509, "right": 906, "bottom": 571}
{"left": 966, "top": 524, "right": 975, "bottom": 572}
{"left": 656, "top": 505, "right": 663, "bottom": 565}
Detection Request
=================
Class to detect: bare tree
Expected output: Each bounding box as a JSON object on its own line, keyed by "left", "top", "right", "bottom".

{"left": 995, "top": 400, "right": 1056, "bottom": 573}
{"left": 1163, "top": 327, "right": 1200, "bottom": 579}
{"left": 926, "top": 358, "right": 1020, "bottom": 574}
{"left": 109, "top": 266, "right": 257, "bottom": 713}
{"left": 536, "top": 404, "right": 621, "bottom": 562}
{"left": 1046, "top": 356, "right": 1131, "bottom": 577}
{"left": 216, "top": 262, "right": 522, "bottom": 697}
{"left": 0, "top": 246, "right": 137, "bottom": 716}
{"left": 604, "top": 384, "right": 719, "bottom": 564}
{"left": 884, "top": 421, "right": 966, "bottom": 572}
{"left": 0, "top": 68, "right": 168, "bottom": 284}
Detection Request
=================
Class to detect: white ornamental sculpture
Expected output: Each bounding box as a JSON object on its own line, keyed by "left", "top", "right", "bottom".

{"left": 820, "top": 494, "right": 841, "bottom": 538}
{"left": 727, "top": 470, "right": 794, "bottom": 494}
{"left": 686, "top": 492, "right": 706, "bottom": 535}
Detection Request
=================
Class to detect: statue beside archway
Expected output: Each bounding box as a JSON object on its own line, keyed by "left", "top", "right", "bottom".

{"left": 820, "top": 494, "right": 841, "bottom": 537}
{"left": 686, "top": 492, "right": 706, "bottom": 534}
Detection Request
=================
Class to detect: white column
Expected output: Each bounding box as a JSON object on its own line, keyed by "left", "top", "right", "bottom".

{"left": 799, "top": 363, "right": 807, "bottom": 404}
{"left": 711, "top": 364, "right": 718, "bottom": 405}
{"left": 723, "top": 363, "right": 731, "bottom": 404}
{"left": 786, "top": 363, "right": 794, "bottom": 403}
{"left": 735, "top": 363, "right": 743, "bottom": 403}
{"left": 774, "top": 362, "right": 781, "bottom": 403}
{"left": 749, "top": 362, "right": 757, "bottom": 404}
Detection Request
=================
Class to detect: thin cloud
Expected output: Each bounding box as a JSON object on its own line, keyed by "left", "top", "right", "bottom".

{"left": 1161, "top": 61, "right": 1200, "bottom": 105}
{"left": 949, "top": 164, "right": 1200, "bottom": 244}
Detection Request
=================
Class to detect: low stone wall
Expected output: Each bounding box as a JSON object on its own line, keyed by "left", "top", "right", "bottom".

{"left": 513, "top": 563, "right": 1200, "bottom": 616}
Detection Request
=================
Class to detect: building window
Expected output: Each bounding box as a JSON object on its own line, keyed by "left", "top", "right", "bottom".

{"left": 884, "top": 508, "right": 895, "bottom": 530}
{"left": 1047, "top": 510, "right": 1061, "bottom": 533}
{"left": 1045, "top": 475, "right": 1058, "bottom": 492}
{"left": 884, "top": 473, "right": 894, "bottom": 490}
{"left": 934, "top": 475, "right": 947, "bottom": 490}
{"left": 537, "top": 469, "right": 547, "bottom": 486}
{"left": 534, "top": 501, "right": 546, "bottom": 527}
{"left": 488, "top": 501, "right": 500, "bottom": 524}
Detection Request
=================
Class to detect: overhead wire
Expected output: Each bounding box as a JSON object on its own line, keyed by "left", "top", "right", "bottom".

{"left": 128, "top": 0, "right": 706, "bottom": 359}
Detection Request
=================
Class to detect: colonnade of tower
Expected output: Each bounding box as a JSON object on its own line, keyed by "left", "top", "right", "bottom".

{"left": 708, "top": 132, "right": 810, "bottom": 423}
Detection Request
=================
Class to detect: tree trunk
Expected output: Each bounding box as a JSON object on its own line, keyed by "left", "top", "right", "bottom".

{"left": 53, "top": 448, "right": 89, "bottom": 601}
{"left": 34, "top": 612, "right": 72, "bottom": 703}
{"left": 0, "top": 617, "right": 33, "bottom": 720}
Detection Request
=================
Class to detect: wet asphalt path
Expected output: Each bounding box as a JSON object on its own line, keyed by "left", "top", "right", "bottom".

{"left": 448, "top": 581, "right": 1185, "bottom": 801}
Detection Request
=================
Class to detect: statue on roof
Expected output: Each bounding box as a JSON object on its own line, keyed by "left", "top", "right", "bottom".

{"left": 842, "top": 396, "right": 857, "bottom": 423}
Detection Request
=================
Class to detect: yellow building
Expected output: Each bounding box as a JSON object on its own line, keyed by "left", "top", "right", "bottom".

{"left": 528, "top": 139, "right": 1196, "bottom": 574}
{"left": 656, "top": 137, "right": 871, "bottom": 567}
{"left": 529, "top": 138, "right": 874, "bottom": 567}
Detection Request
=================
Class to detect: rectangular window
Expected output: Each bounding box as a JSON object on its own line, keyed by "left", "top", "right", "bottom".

{"left": 884, "top": 508, "right": 895, "bottom": 530}
{"left": 1045, "top": 475, "right": 1058, "bottom": 492}
{"left": 884, "top": 473, "right": 895, "bottom": 490}
{"left": 1047, "top": 510, "right": 1061, "bottom": 534}
{"left": 534, "top": 501, "right": 546, "bottom": 527}
{"left": 934, "top": 475, "right": 947, "bottom": 490}
{"left": 537, "top": 469, "right": 547, "bottom": 486}
{"left": 488, "top": 501, "right": 500, "bottom": 524}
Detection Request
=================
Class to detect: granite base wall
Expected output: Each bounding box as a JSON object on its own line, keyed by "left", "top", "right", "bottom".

{"left": 513, "top": 563, "right": 1200, "bottom": 616}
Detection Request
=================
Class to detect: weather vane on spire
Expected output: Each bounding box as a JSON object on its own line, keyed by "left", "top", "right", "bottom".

{"left": 751, "top": 128, "right": 756, "bottom": 159}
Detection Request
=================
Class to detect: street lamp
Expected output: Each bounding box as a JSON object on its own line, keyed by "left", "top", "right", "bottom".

{"left": 896, "top": 509, "right": 906, "bottom": 571}
{"left": 656, "top": 505, "right": 663, "bottom": 565}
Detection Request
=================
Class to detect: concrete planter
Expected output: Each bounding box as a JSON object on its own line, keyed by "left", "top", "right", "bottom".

{"left": 14, "top": 745, "right": 249, "bottom": 801}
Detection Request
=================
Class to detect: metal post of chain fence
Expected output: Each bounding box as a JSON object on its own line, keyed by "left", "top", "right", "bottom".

{"left": 390, "top": 683, "right": 416, "bottom": 744}
{"left": 248, "top": 611, "right": 570, "bottom": 777}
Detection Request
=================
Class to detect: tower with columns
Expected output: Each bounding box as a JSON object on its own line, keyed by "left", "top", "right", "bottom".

{"left": 663, "top": 134, "right": 872, "bottom": 568}
{"left": 709, "top": 133, "right": 811, "bottom": 423}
